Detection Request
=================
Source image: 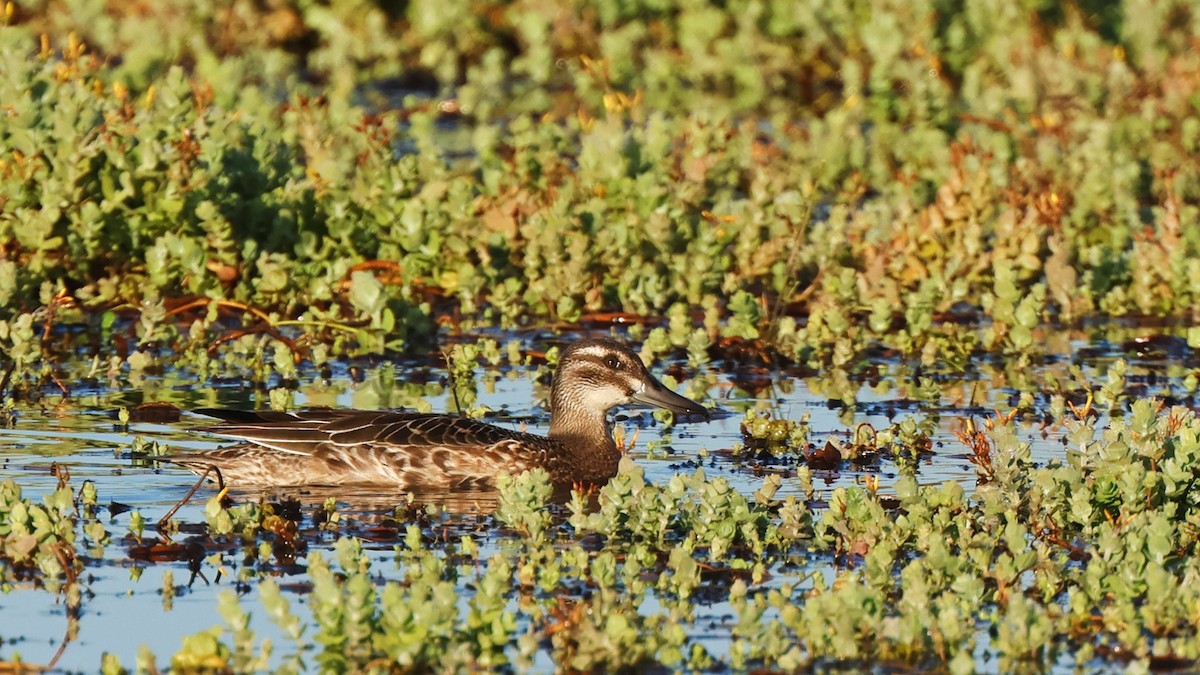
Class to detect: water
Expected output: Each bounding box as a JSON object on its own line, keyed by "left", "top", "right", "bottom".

{"left": 0, "top": 325, "right": 1193, "bottom": 670}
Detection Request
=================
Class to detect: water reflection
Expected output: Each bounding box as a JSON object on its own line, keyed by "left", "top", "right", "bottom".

{"left": 225, "top": 482, "right": 507, "bottom": 515}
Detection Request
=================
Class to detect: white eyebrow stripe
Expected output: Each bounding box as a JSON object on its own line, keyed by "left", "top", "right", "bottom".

{"left": 574, "top": 345, "right": 615, "bottom": 359}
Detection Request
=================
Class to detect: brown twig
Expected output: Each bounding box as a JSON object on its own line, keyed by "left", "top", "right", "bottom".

{"left": 953, "top": 418, "right": 993, "bottom": 481}
{"left": 50, "top": 462, "right": 70, "bottom": 490}
{"left": 165, "top": 298, "right": 273, "bottom": 324}
{"left": 157, "top": 465, "right": 224, "bottom": 534}
{"left": 765, "top": 201, "right": 815, "bottom": 346}
{"left": 46, "top": 543, "right": 80, "bottom": 670}
{"left": 47, "top": 370, "right": 70, "bottom": 399}
{"left": 0, "top": 364, "right": 14, "bottom": 399}
{"left": 206, "top": 326, "right": 305, "bottom": 363}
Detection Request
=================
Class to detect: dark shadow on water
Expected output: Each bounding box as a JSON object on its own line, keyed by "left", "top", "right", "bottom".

{"left": 173, "top": 481, "right": 504, "bottom": 516}
{"left": 260, "top": 483, "right": 504, "bottom": 514}
{"left": 215, "top": 481, "right": 593, "bottom": 516}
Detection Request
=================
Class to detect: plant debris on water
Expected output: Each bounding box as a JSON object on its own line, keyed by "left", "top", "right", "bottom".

{"left": 3, "top": 0, "right": 1200, "bottom": 671}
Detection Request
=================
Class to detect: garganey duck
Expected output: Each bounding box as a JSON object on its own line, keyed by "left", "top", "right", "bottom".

{"left": 167, "top": 338, "right": 708, "bottom": 488}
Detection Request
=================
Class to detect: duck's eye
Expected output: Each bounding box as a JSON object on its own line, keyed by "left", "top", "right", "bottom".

{"left": 604, "top": 356, "right": 622, "bottom": 370}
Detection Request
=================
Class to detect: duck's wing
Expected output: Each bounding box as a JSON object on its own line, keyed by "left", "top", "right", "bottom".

{"left": 182, "top": 409, "right": 562, "bottom": 487}
{"left": 193, "top": 408, "right": 533, "bottom": 457}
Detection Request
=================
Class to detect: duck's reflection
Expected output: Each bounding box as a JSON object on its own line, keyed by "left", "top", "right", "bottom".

{"left": 248, "top": 483, "right": 504, "bottom": 515}
{"left": 212, "top": 481, "right": 588, "bottom": 518}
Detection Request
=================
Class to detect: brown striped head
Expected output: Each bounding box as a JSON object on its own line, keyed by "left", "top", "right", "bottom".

{"left": 548, "top": 338, "right": 708, "bottom": 439}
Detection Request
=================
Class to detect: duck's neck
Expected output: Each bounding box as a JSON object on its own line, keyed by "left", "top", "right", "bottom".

{"left": 547, "top": 396, "right": 621, "bottom": 481}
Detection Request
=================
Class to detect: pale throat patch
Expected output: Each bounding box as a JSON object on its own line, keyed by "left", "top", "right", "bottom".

{"left": 580, "top": 383, "right": 635, "bottom": 410}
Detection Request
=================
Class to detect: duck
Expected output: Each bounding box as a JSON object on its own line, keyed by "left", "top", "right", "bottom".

{"left": 165, "top": 338, "right": 709, "bottom": 488}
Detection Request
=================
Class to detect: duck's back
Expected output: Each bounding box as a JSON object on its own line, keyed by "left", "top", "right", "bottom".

{"left": 178, "top": 409, "right": 559, "bottom": 487}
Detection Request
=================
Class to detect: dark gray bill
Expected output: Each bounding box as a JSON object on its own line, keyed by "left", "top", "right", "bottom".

{"left": 631, "top": 380, "right": 710, "bottom": 420}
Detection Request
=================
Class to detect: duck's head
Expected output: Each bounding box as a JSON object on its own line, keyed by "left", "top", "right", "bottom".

{"left": 549, "top": 338, "right": 709, "bottom": 432}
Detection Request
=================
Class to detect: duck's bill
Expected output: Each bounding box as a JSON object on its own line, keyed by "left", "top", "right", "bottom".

{"left": 631, "top": 381, "right": 710, "bottom": 420}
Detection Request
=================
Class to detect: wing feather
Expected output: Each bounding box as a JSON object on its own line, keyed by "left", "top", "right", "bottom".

{"left": 194, "top": 409, "right": 537, "bottom": 457}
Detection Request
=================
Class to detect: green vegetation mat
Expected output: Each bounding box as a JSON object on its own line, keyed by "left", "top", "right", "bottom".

{"left": 2, "top": 0, "right": 1198, "bottom": 374}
